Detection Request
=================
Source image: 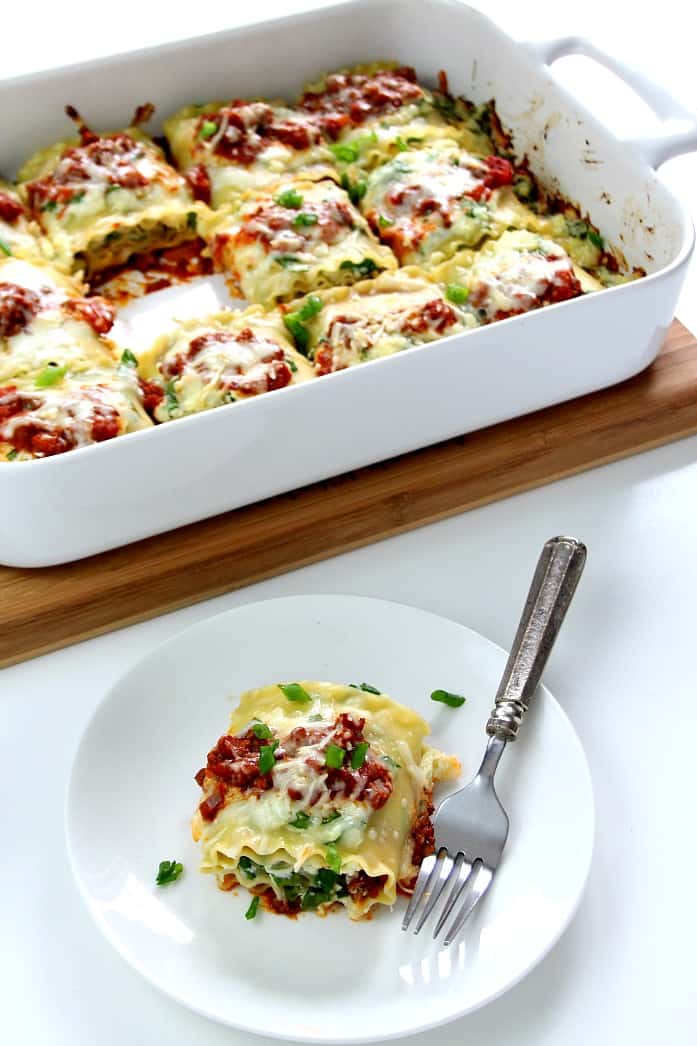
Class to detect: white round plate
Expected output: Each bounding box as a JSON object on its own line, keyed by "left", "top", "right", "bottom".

{"left": 66, "top": 595, "right": 593, "bottom": 1042}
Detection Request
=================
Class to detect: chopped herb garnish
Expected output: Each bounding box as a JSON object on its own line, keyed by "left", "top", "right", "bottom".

{"left": 330, "top": 142, "right": 360, "bottom": 163}
{"left": 199, "top": 119, "right": 217, "bottom": 140}
{"left": 250, "top": 721, "right": 273, "bottom": 739}
{"left": 105, "top": 230, "right": 120, "bottom": 243}
{"left": 350, "top": 742, "right": 369, "bottom": 770}
{"left": 382, "top": 755, "right": 401, "bottom": 770}
{"left": 325, "top": 844, "right": 341, "bottom": 874}
{"left": 245, "top": 895, "right": 260, "bottom": 920}
{"left": 339, "top": 172, "right": 367, "bottom": 206}
{"left": 186, "top": 211, "right": 197, "bottom": 231}
{"left": 588, "top": 229, "right": 604, "bottom": 250}
{"left": 238, "top": 856, "right": 261, "bottom": 879}
{"left": 431, "top": 688, "right": 466, "bottom": 708}
{"left": 35, "top": 363, "right": 68, "bottom": 388}
{"left": 289, "top": 811, "right": 311, "bottom": 829}
{"left": 377, "top": 214, "right": 394, "bottom": 228}
{"left": 394, "top": 136, "right": 408, "bottom": 152}
{"left": 297, "top": 294, "right": 323, "bottom": 321}
{"left": 165, "top": 379, "right": 179, "bottom": 416}
{"left": 446, "top": 284, "right": 470, "bottom": 305}
{"left": 119, "top": 348, "right": 138, "bottom": 368}
{"left": 69, "top": 192, "right": 85, "bottom": 206}
{"left": 155, "top": 859, "right": 183, "bottom": 886}
{"left": 308, "top": 713, "right": 324, "bottom": 722}
{"left": 275, "top": 188, "right": 304, "bottom": 209}
{"left": 258, "top": 741, "right": 279, "bottom": 775}
{"left": 285, "top": 353, "right": 298, "bottom": 373}
{"left": 350, "top": 682, "right": 381, "bottom": 694}
{"left": 321, "top": 811, "right": 341, "bottom": 824}
{"left": 292, "top": 211, "right": 318, "bottom": 227}
{"left": 41, "top": 200, "right": 58, "bottom": 212}
{"left": 339, "top": 258, "right": 378, "bottom": 279}
{"left": 325, "top": 743, "right": 345, "bottom": 769}
{"left": 6, "top": 449, "right": 18, "bottom": 461}
{"left": 105, "top": 184, "right": 121, "bottom": 195}
{"left": 0, "top": 237, "right": 12, "bottom": 257}
{"left": 278, "top": 682, "right": 312, "bottom": 703}
{"left": 274, "top": 254, "right": 309, "bottom": 271}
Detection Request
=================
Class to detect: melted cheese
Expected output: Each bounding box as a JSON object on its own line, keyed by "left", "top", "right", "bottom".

{"left": 204, "top": 179, "right": 397, "bottom": 306}
{"left": 192, "top": 681, "right": 460, "bottom": 919}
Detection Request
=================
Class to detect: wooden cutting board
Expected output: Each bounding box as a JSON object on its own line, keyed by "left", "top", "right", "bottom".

{"left": 2, "top": 319, "right": 697, "bottom": 669}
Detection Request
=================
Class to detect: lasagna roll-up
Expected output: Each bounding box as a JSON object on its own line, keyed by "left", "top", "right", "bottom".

{"left": 281, "top": 270, "right": 473, "bottom": 375}
{"left": 192, "top": 681, "right": 460, "bottom": 919}
{"left": 433, "top": 230, "right": 590, "bottom": 324}
{"left": 0, "top": 182, "right": 46, "bottom": 262}
{"left": 17, "top": 107, "right": 205, "bottom": 276}
{"left": 205, "top": 179, "right": 397, "bottom": 307}
{"left": 138, "top": 307, "right": 313, "bottom": 422}
{"left": 163, "top": 100, "right": 335, "bottom": 208}
{"left": 0, "top": 368, "right": 152, "bottom": 461}
{"left": 362, "top": 140, "right": 517, "bottom": 267}
{"left": 0, "top": 256, "right": 117, "bottom": 383}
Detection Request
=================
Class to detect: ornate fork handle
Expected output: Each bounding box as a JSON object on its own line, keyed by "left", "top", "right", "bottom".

{"left": 486, "top": 536, "right": 587, "bottom": 742}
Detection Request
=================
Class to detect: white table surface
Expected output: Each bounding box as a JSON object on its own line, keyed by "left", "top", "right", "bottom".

{"left": 2, "top": 2, "right": 696, "bottom": 1044}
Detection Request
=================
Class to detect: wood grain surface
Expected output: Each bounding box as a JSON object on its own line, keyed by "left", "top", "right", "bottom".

{"left": 2, "top": 320, "right": 696, "bottom": 669}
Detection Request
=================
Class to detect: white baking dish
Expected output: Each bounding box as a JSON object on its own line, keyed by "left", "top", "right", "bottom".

{"left": 1, "top": 0, "right": 696, "bottom": 568}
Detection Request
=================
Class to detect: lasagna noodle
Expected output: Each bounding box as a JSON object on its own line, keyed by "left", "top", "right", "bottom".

{"left": 138, "top": 307, "right": 314, "bottom": 421}
{"left": 0, "top": 181, "right": 47, "bottom": 262}
{"left": 17, "top": 126, "right": 205, "bottom": 275}
{"left": 163, "top": 100, "right": 336, "bottom": 207}
{"left": 204, "top": 178, "right": 397, "bottom": 307}
{"left": 192, "top": 681, "right": 460, "bottom": 918}
{"left": 0, "top": 256, "right": 117, "bottom": 382}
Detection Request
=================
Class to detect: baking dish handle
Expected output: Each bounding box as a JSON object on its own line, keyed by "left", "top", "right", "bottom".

{"left": 525, "top": 35, "right": 697, "bottom": 168}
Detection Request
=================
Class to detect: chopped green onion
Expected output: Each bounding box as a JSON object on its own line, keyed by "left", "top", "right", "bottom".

{"left": 297, "top": 294, "right": 323, "bottom": 321}
{"left": 285, "top": 353, "right": 298, "bottom": 373}
{"left": 588, "top": 229, "right": 604, "bottom": 250}
{"left": 119, "top": 348, "right": 138, "bottom": 368}
{"left": 282, "top": 295, "right": 322, "bottom": 354}
{"left": 308, "top": 713, "right": 324, "bottom": 722}
{"left": 275, "top": 188, "right": 304, "bottom": 209}
{"left": 330, "top": 142, "right": 360, "bottom": 163}
{"left": 394, "top": 136, "right": 408, "bottom": 152}
{"left": 41, "top": 200, "right": 58, "bottom": 212}
{"left": 289, "top": 811, "right": 311, "bottom": 829}
{"left": 325, "top": 844, "right": 341, "bottom": 873}
{"left": 350, "top": 742, "right": 369, "bottom": 770}
{"left": 321, "top": 811, "right": 341, "bottom": 824}
{"left": 258, "top": 741, "right": 279, "bottom": 775}
{"left": 274, "top": 254, "right": 309, "bottom": 270}
{"left": 325, "top": 743, "right": 345, "bottom": 769}
{"left": 165, "top": 379, "right": 179, "bottom": 416}
{"left": 105, "top": 184, "right": 121, "bottom": 195}
{"left": 250, "top": 721, "right": 272, "bottom": 739}
{"left": 0, "top": 237, "right": 12, "bottom": 257}
{"left": 245, "top": 895, "right": 260, "bottom": 920}
{"left": 155, "top": 859, "right": 183, "bottom": 886}
{"left": 446, "top": 284, "right": 469, "bottom": 305}
{"left": 186, "top": 211, "right": 197, "bottom": 231}
{"left": 35, "top": 363, "right": 68, "bottom": 387}
{"left": 377, "top": 214, "right": 394, "bottom": 228}
{"left": 350, "top": 682, "right": 381, "bottom": 694}
{"left": 339, "top": 173, "right": 367, "bottom": 206}
{"left": 382, "top": 755, "right": 401, "bottom": 770}
{"left": 6, "top": 449, "right": 18, "bottom": 461}
{"left": 430, "top": 688, "right": 466, "bottom": 708}
{"left": 292, "top": 211, "right": 318, "bottom": 227}
{"left": 339, "top": 258, "right": 378, "bottom": 278}
{"left": 278, "top": 682, "right": 312, "bottom": 703}
{"left": 199, "top": 119, "right": 218, "bottom": 140}
{"left": 69, "top": 192, "right": 85, "bottom": 206}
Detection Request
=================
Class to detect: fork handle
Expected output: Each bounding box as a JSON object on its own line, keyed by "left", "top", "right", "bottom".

{"left": 486, "top": 536, "right": 587, "bottom": 742}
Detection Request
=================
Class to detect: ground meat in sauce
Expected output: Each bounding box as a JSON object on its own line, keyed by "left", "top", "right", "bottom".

{"left": 25, "top": 134, "right": 152, "bottom": 210}
{"left": 0, "top": 391, "right": 121, "bottom": 457}
{"left": 234, "top": 197, "right": 355, "bottom": 254}
{"left": 62, "top": 296, "right": 116, "bottom": 334}
{"left": 470, "top": 259, "right": 583, "bottom": 322}
{"left": 196, "top": 103, "right": 320, "bottom": 166}
{"left": 196, "top": 728, "right": 276, "bottom": 818}
{"left": 161, "top": 327, "right": 292, "bottom": 396}
{"left": 186, "top": 164, "right": 211, "bottom": 205}
{"left": 139, "top": 380, "right": 164, "bottom": 415}
{"left": 0, "top": 283, "right": 44, "bottom": 339}
{"left": 0, "top": 192, "right": 24, "bottom": 224}
{"left": 346, "top": 870, "right": 388, "bottom": 901}
{"left": 298, "top": 67, "right": 423, "bottom": 137}
{"left": 400, "top": 298, "right": 458, "bottom": 335}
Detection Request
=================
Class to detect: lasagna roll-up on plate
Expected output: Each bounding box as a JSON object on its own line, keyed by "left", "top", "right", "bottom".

{"left": 281, "top": 270, "right": 473, "bottom": 375}
{"left": 163, "top": 100, "right": 336, "bottom": 208}
{"left": 192, "top": 681, "right": 460, "bottom": 919}
{"left": 205, "top": 178, "right": 397, "bottom": 307}
{"left": 0, "top": 256, "right": 117, "bottom": 383}
{"left": 17, "top": 107, "right": 205, "bottom": 277}
{"left": 138, "top": 307, "right": 313, "bottom": 422}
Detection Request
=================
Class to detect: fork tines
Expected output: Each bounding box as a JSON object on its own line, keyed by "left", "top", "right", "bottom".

{"left": 402, "top": 847, "right": 493, "bottom": 945}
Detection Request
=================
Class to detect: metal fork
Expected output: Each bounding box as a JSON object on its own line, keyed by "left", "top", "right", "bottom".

{"left": 402, "top": 535, "right": 587, "bottom": 945}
